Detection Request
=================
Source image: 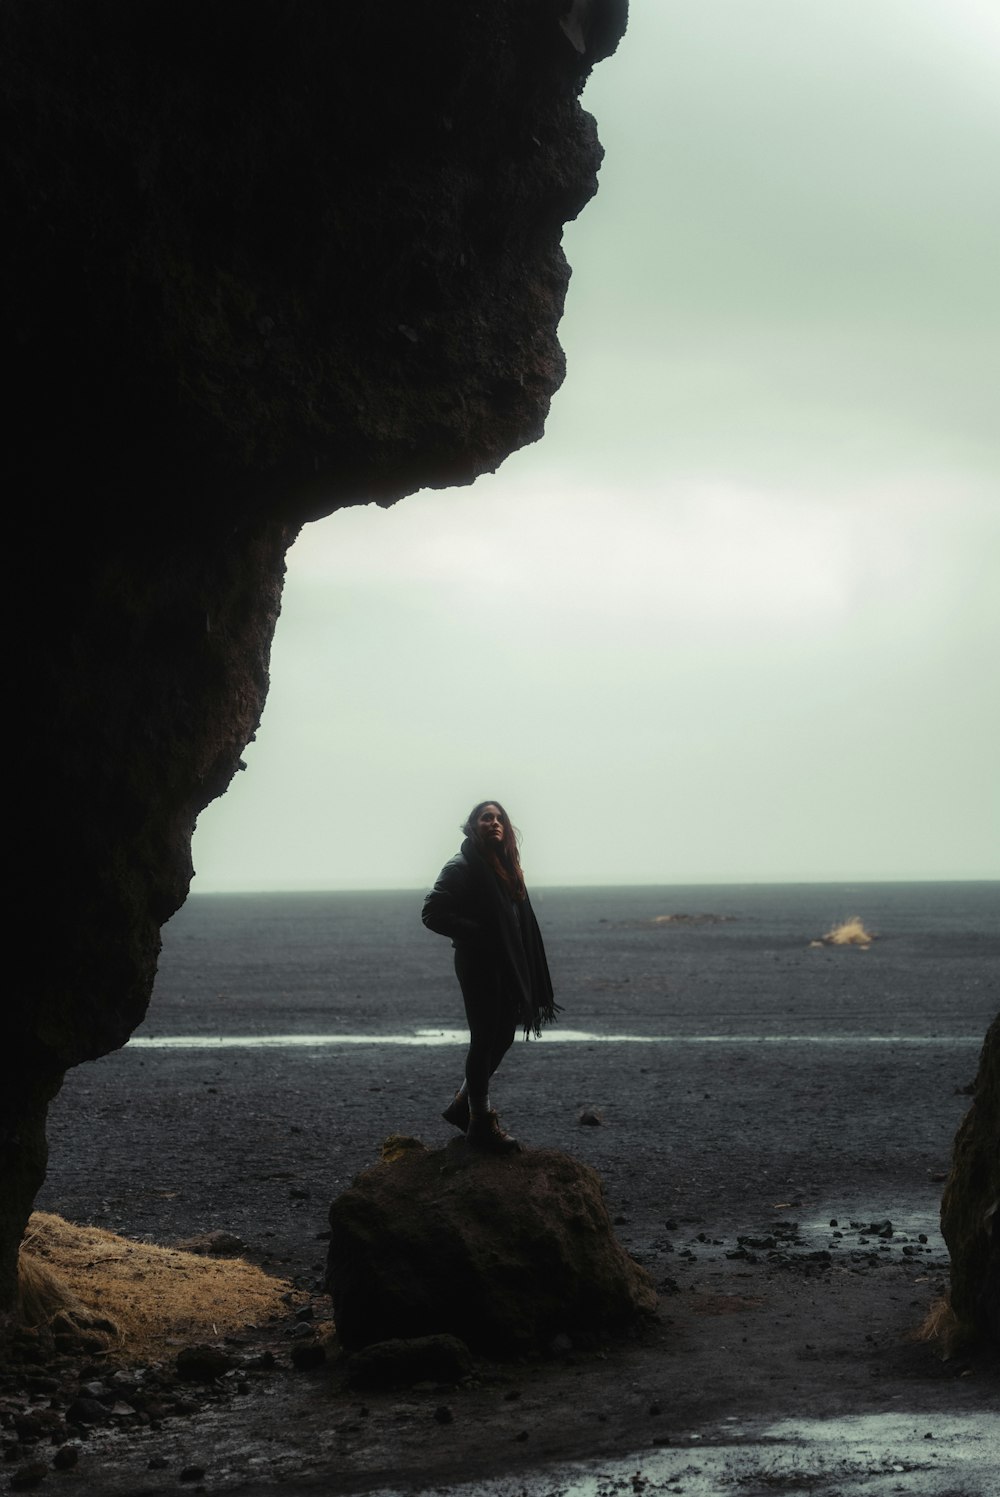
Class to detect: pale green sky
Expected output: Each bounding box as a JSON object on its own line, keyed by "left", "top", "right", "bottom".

{"left": 193, "top": 0, "right": 1000, "bottom": 891}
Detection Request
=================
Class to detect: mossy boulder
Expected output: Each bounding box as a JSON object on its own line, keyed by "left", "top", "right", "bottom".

{"left": 326, "top": 1141, "right": 657, "bottom": 1353}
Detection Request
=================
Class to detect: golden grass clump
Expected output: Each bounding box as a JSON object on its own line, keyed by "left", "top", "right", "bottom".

{"left": 18, "top": 1212, "right": 292, "bottom": 1363}
{"left": 17, "top": 1251, "right": 118, "bottom": 1348}
{"left": 822, "top": 916, "right": 875, "bottom": 948}
{"left": 913, "top": 1295, "right": 967, "bottom": 1358}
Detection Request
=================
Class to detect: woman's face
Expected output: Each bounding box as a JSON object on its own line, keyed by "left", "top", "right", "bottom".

{"left": 476, "top": 804, "right": 505, "bottom": 843}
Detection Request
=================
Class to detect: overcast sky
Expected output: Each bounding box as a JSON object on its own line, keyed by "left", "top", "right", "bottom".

{"left": 193, "top": 0, "right": 999, "bottom": 893}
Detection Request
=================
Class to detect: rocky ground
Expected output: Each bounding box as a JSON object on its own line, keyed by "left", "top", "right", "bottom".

{"left": 2, "top": 1206, "right": 996, "bottom": 1496}
{"left": 2, "top": 1011, "right": 992, "bottom": 1495}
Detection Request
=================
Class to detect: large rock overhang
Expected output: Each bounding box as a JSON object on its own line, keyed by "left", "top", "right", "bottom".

{"left": 1, "top": 0, "right": 628, "bottom": 1314}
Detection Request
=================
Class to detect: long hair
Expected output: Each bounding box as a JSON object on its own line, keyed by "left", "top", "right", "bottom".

{"left": 463, "top": 800, "right": 526, "bottom": 900}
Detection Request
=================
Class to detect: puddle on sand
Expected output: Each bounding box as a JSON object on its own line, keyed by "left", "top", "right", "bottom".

{"left": 671, "top": 1208, "right": 949, "bottom": 1267}
{"left": 367, "top": 1412, "right": 1000, "bottom": 1497}
{"left": 796, "top": 1209, "right": 946, "bottom": 1255}
{"left": 127, "top": 1030, "right": 983, "bottom": 1049}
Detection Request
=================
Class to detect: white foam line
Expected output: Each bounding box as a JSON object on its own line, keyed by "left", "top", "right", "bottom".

{"left": 126, "top": 1030, "right": 983, "bottom": 1050}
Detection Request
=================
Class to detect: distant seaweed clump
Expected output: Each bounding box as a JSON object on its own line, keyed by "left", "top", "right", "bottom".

{"left": 651, "top": 913, "right": 734, "bottom": 925}
{"left": 821, "top": 916, "right": 876, "bottom": 948}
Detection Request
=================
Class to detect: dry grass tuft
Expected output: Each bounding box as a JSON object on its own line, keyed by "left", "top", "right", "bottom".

{"left": 17, "top": 1251, "right": 118, "bottom": 1349}
{"left": 822, "top": 916, "right": 875, "bottom": 948}
{"left": 19, "top": 1212, "right": 292, "bottom": 1363}
{"left": 913, "top": 1295, "right": 965, "bottom": 1357}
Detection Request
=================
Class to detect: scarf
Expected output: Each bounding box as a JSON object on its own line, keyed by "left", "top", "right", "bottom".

{"left": 460, "top": 835, "right": 560, "bottom": 1039}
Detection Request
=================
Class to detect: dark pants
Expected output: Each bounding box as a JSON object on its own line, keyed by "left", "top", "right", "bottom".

{"left": 454, "top": 948, "right": 517, "bottom": 1105}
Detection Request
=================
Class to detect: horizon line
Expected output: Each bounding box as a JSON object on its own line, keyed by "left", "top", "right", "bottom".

{"left": 185, "top": 874, "right": 999, "bottom": 898}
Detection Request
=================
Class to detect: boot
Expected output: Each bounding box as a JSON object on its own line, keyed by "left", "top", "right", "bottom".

{"left": 442, "top": 1091, "right": 470, "bottom": 1132}
{"left": 467, "top": 1109, "right": 521, "bottom": 1155}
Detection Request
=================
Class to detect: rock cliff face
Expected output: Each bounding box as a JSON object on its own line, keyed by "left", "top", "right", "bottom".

{"left": 940, "top": 1015, "right": 1000, "bottom": 1349}
{"left": 1, "top": 0, "right": 627, "bottom": 1316}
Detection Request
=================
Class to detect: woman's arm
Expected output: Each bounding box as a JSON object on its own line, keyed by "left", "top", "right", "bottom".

{"left": 421, "top": 856, "right": 488, "bottom": 944}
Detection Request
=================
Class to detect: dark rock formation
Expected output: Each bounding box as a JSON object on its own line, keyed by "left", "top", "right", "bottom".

{"left": 175, "top": 1344, "right": 235, "bottom": 1382}
{"left": 345, "top": 1333, "right": 474, "bottom": 1390}
{"left": 940, "top": 1014, "right": 1000, "bottom": 1348}
{"left": 2, "top": 0, "right": 627, "bottom": 1318}
{"left": 325, "top": 1140, "right": 657, "bottom": 1353}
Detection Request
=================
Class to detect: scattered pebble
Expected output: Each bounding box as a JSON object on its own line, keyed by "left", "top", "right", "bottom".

{"left": 10, "top": 1461, "right": 49, "bottom": 1491}
{"left": 290, "top": 1342, "right": 327, "bottom": 1372}
{"left": 65, "top": 1396, "right": 107, "bottom": 1426}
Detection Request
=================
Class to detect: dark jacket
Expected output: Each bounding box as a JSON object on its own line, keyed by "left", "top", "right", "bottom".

{"left": 422, "top": 837, "right": 558, "bottom": 1037}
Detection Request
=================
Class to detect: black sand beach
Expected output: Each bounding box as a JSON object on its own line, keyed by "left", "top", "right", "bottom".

{"left": 29, "top": 883, "right": 999, "bottom": 1494}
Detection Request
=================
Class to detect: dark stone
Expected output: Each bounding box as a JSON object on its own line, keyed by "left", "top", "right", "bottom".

{"left": 941, "top": 1015, "right": 1000, "bottom": 1348}
{"left": 52, "top": 1445, "right": 78, "bottom": 1471}
{"left": 175, "top": 1232, "right": 245, "bottom": 1258}
{"left": 10, "top": 1462, "right": 48, "bottom": 1492}
{"left": 175, "top": 1345, "right": 233, "bottom": 1382}
{"left": 23, "top": 1376, "right": 59, "bottom": 1395}
{"left": 326, "top": 1144, "right": 657, "bottom": 1353}
{"left": 289, "top": 1341, "right": 326, "bottom": 1373}
{"left": 12, "top": 1414, "right": 44, "bottom": 1443}
{"left": 345, "top": 1334, "right": 473, "bottom": 1391}
{"left": 179, "top": 1466, "right": 207, "bottom": 1484}
{"left": 64, "top": 1398, "right": 107, "bottom": 1427}
{"left": 14, "top": 1410, "right": 65, "bottom": 1445}
{"left": 107, "top": 1370, "right": 141, "bottom": 1395}
{"left": 1, "top": 0, "right": 627, "bottom": 1320}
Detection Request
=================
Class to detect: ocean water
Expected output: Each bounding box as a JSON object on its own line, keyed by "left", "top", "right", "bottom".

{"left": 142, "top": 881, "right": 998, "bottom": 1044}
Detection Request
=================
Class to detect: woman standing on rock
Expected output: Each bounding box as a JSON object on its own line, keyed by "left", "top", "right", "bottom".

{"left": 422, "top": 801, "right": 558, "bottom": 1154}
